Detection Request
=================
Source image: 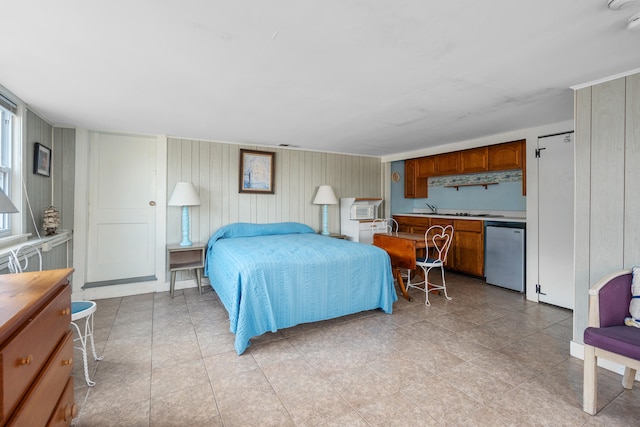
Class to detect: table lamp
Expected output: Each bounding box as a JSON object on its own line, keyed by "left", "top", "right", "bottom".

{"left": 168, "top": 182, "right": 201, "bottom": 246}
{"left": 313, "top": 185, "right": 337, "bottom": 236}
{"left": 0, "top": 189, "right": 19, "bottom": 214}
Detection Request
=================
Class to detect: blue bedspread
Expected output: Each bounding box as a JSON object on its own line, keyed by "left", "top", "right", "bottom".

{"left": 205, "top": 222, "right": 397, "bottom": 354}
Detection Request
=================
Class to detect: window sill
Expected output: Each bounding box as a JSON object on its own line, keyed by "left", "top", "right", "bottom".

{"left": 0, "top": 233, "right": 31, "bottom": 251}
{"left": 0, "top": 230, "right": 72, "bottom": 271}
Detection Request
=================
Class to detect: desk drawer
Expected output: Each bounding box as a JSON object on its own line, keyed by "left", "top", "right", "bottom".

{"left": 0, "top": 286, "right": 71, "bottom": 420}
{"left": 7, "top": 331, "right": 74, "bottom": 427}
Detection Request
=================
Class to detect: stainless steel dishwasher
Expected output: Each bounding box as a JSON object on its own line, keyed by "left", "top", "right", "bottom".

{"left": 485, "top": 224, "right": 525, "bottom": 292}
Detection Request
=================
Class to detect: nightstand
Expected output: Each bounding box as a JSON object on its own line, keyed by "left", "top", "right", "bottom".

{"left": 167, "top": 243, "right": 206, "bottom": 297}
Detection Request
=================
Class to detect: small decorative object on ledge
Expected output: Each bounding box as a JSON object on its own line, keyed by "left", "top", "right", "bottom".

{"left": 43, "top": 205, "right": 60, "bottom": 235}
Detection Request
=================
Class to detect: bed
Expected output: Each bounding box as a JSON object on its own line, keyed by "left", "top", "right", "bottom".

{"left": 204, "top": 222, "right": 397, "bottom": 354}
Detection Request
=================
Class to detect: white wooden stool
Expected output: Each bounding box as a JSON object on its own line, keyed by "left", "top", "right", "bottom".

{"left": 70, "top": 301, "right": 104, "bottom": 386}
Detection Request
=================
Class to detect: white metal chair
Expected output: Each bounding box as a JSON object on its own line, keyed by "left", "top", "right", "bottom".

{"left": 372, "top": 218, "right": 398, "bottom": 235}
{"left": 71, "top": 301, "right": 104, "bottom": 386}
{"left": 406, "top": 225, "right": 454, "bottom": 305}
{"left": 8, "top": 243, "right": 42, "bottom": 273}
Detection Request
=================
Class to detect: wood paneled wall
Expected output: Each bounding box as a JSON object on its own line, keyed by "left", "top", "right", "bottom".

{"left": 0, "top": 112, "right": 75, "bottom": 276}
{"left": 167, "top": 138, "right": 382, "bottom": 245}
{"left": 574, "top": 73, "right": 640, "bottom": 343}
{"left": 26, "top": 114, "right": 75, "bottom": 235}
{"left": 24, "top": 110, "right": 53, "bottom": 238}
{"left": 52, "top": 128, "right": 75, "bottom": 232}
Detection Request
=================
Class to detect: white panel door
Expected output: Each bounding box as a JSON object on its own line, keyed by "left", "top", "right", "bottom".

{"left": 86, "top": 132, "right": 157, "bottom": 283}
{"left": 537, "top": 132, "right": 574, "bottom": 309}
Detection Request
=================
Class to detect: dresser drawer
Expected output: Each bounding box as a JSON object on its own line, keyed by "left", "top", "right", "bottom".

{"left": 0, "top": 286, "right": 71, "bottom": 421}
{"left": 7, "top": 331, "right": 74, "bottom": 427}
{"left": 47, "top": 376, "right": 76, "bottom": 427}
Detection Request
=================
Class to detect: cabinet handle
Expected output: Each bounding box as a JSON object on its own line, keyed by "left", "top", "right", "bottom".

{"left": 62, "top": 358, "right": 73, "bottom": 365}
{"left": 60, "top": 307, "right": 71, "bottom": 316}
{"left": 64, "top": 403, "right": 78, "bottom": 421}
{"left": 19, "top": 355, "right": 33, "bottom": 366}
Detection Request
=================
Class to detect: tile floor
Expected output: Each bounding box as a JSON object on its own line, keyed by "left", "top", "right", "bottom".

{"left": 71, "top": 273, "right": 640, "bottom": 426}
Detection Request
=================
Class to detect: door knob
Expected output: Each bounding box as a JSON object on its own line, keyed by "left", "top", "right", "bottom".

{"left": 149, "top": 201, "right": 156, "bottom": 206}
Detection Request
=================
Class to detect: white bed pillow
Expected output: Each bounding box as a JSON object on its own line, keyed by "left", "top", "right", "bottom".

{"left": 626, "top": 266, "right": 640, "bottom": 327}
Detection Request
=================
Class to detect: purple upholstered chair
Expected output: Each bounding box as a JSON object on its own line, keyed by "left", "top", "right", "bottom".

{"left": 583, "top": 269, "right": 640, "bottom": 415}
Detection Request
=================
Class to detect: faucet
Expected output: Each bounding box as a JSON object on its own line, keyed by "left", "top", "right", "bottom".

{"left": 425, "top": 203, "right": 437, "bottom": 213}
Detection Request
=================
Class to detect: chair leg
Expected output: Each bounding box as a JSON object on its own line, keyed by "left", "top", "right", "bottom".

{"left": 424, "top": 266, "right": 431, "bottom": 306}
{"left": 86, "top": 311, "right": 104, "bottom": 363}
{"left": 622, "top": 367, "right": 637, "bottom": 390}
{"left": 583, "top": 344, "right": 598, "bottom": 415}
{"left": 440, "top": 266, "right": 452, "bottom": 301}
{"left": 71, "top": 320, "right": 96, "bottom": 387}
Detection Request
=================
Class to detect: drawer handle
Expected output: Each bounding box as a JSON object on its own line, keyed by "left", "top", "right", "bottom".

{"left": 60, "top": 307, "right": 71, "bottom": 316}
{"left": 62, "top": 358, "right": 73, "bottom": 366}
{"left": 20, "top": 355, "right": 33, "bottom": 366}
{"left": 64, "top": 403, "right": 79, "bottom": 421}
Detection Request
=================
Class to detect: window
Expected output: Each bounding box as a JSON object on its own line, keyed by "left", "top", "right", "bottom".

{"left": 0, "top": 95, "right": 16, "bottom": 237}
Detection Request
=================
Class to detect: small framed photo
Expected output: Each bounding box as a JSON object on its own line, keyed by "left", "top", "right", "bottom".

{"left": 34, "top": 143, "right": 51, "bottom": 177}
{"left": 239, "top": 149, "right": 275, "bottom": 194}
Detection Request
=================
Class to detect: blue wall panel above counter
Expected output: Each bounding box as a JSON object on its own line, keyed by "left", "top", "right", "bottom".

{"left": 390, "top": 160, "right": 526, "bottom": 214}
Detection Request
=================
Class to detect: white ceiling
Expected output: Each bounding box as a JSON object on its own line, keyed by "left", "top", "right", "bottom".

{"left": 2, "top": 1, "right": 640, "bottom": 157}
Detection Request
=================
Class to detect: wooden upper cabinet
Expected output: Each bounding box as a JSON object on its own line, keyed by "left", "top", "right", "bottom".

{"left": 404, "top": 159, "right": 427, "bottom": 198}
{"left": 460, "top": 147, "right": 488, "bottom": 173}
{"left": 488, "top": 140, "right": 524, "bottom": 171}
{"left": 403, "top": 139, "right": 527, "bottom": 198}
{"left": 435, "top": 152, "right": 461, "bottom": 175}
{"left": 416, "top": 156, "right": 436, "bottom": 178}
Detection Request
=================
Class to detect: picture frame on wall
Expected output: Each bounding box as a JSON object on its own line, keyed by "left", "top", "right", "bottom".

{"left": 239, "top": 149, "right": 275, "bottom": 194}
{"left": 33, "top": 142, "right": 51, "bottom": 177}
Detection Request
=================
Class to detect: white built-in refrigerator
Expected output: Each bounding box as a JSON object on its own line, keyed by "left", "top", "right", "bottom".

{"left": 485, "top": 226, "right": 525, "bottom": 292}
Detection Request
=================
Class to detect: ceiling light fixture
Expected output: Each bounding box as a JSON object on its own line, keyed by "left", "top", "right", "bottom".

{"left": 608, "top": 0, "right": 638, "bottom": 9}
{"left": 628, "top": 11, "right": 640, "bottom": 30}
{"left": 608, "top": 0, "right": 640, "bottom": 30}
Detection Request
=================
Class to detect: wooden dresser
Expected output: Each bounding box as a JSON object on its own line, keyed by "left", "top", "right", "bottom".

{"left": 0, "top": 268, "right": 76, "bottom": 426}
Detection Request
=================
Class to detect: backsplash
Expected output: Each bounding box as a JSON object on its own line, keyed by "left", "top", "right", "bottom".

{"left": 428, "top": 170, "right": 522, "bottom": 187}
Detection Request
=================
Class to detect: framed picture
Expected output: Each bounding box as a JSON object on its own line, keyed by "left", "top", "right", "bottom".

{"left": 34, "top": 143, "right": 51, "bottom": 177}
{"left": 239, "top": 149, "right": 275, "bottom": 194}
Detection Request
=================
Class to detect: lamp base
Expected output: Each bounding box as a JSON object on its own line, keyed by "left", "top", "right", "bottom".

{"left": 180, "top": 205, "right": 192, "bottom": 246}
{"left": 320, "top": 204, "right": 330, "bottom": 235}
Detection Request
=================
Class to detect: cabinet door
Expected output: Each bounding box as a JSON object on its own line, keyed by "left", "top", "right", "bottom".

{"left": 488, "top": 140, "right": 524, "bottom": 171}
{"left": 460, "top": 147, "right": 488, "bottom": 173}
{"left": 435, "top": 152, "right": 461, "bottom": 175}
{"left": 452, "top": 220, "right": 484, "bottom": 276}
{"left": 404, "top": 160, "right": 417, "bottom": 198}
{"left": 404, "top": 160, "right": 427, "bottom": 198}
{"left": 416, "top": 156, "right": 436, "bottom": 178}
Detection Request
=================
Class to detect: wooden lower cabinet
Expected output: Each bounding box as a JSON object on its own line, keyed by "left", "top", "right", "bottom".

{"left": 393, "top": 215, "right": 430, "bottom": 235}
{"left": 0, "top": 268, "right": 75, "bottom": 426}
{"left": 452, "top": 220, "right": 484, "bottom": 277}
{"left": 394, "top": 216, "right": 484, "bottom": 276}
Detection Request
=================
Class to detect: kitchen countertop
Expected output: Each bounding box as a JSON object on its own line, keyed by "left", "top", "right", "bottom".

{"left": 394, "top": 213, "right": 527, "bottom": 223}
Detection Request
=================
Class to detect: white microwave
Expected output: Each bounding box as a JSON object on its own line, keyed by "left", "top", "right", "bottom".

{"left": 350, "top": 204, "right": 376, "bottom": 220}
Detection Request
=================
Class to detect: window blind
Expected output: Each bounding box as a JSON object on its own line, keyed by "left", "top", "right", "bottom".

{"left": 0, "top": 94, "right": 17, "bottom": 114}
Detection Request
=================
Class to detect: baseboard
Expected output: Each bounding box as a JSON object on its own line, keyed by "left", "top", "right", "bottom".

{"left": 571, "top": 340, "right": 640, "bottom": 381}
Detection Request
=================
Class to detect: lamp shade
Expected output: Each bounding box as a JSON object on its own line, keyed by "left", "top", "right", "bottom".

{"left": 0, "top": 189, "right": 18, "bottom": 213}
{"left": 168, "top": 182, "right": 201, "bottom": 206}
{"left": 313, "top": 185, "right": 337, "bottom": 205}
